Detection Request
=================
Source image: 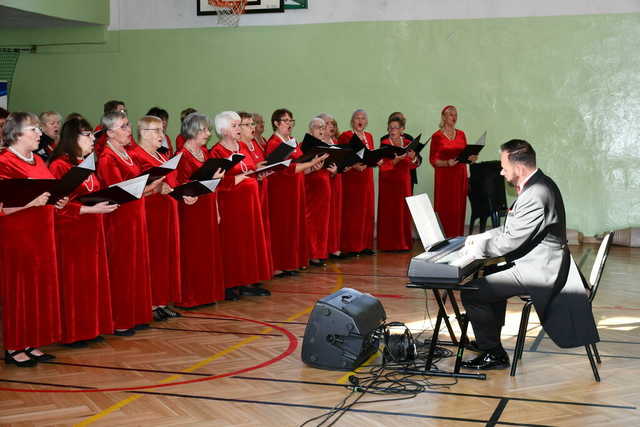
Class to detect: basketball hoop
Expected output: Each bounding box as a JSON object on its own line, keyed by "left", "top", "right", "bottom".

{"left": 208, "top": 0, "right": 248, "bottom": 27}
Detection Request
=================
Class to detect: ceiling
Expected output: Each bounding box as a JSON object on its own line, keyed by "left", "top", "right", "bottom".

{"left": 0, "top": 5, "right": 97, "bottom": 29}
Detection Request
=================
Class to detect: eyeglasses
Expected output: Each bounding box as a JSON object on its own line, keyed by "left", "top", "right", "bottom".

{"left": 240, "top": 123, "right": 255, "bottom": 127}
{"left": 110, "top": 123, "right": 131, "bottom": 130}
{"left": 142, "top": 128, "right": 164, "bottom": 134}
{"left": 22, "top": 126, "right": 42, "bottom": 133}
{"left": 80, "top": 131, "right": 93, "bottom": 137}
{"left": 388, "top": 126, "right": 403, "bottom": 130}
{"left": 279, "top": 119, "right": 295, "bottom": 124}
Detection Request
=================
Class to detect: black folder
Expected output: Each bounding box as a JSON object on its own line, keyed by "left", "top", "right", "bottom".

{"left": 139, "top": 152, "right": 182, "bottom": 184}
{"left": 245, "top": 159, "right": 292, "bottom": 175}
{"left": 406, "top": 134, "right": 428, "bottom": 154}
{"left": 265, "top": 139, "right": 297, "bottom": 165}
{"left": 157, "top": 146, "right": 170, "bottom": 155}
{"left": 456, "top": 131, "right": 486, "bottom": 164}
{"left": 93, "top": 128, "right": 107, "bottom": 139}
{"left": 78, "top": 174, "right": 150, "bottom": 206}
{"left": 169, "top": 179, "right": 220, "bottom": 200}
{"left": 48, "top": 153, "right": 96, "bottom": 204}
{"left": 0, "top": 178, "right": 57, "bottom": 208}
{"left": 190, "top": 154, "right": 245, "bottom": 181}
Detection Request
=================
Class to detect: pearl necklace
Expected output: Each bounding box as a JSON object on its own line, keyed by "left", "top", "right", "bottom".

{"left": 107, "top": 141, "right": 134, "bottom": 166}
{"left": 443, "top": 128, "right": 456, "bottom": 141}
{"left": 186, "top": 145, "right": 204, "bottom": 162}
{"left": 146, "top": 147, "right": 166, "bottom": 164}
{"left": 222, "top": 140, "right": 248, "bottom": 173}
{"left": 8, "top": 146, "right": 35, "bottom": 163}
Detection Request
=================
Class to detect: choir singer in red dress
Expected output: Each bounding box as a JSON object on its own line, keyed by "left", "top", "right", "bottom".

{"left": 49, "top": 118, "right": 117, "bottom": 346}
{"left": 210, "top": 111, "right": 272, "bottom": 298}
{"left": 337, "top": 109, "right": 376, "bottom": 256}
{"left": 0, "top": 112, "right": 70, "bottom": 366}
{"left": 265, "top": 109, "right": 326, "bottom": 276}
{"left": 304, "top": 117, "right": 337, "bottom": 265}
{"left": 174, "top": 113, "right": 226, "bottom": 305}
{"left": 429, "top": 105, "right": 477, "bottom": 238}
{"left": 97, "top": 111, "right": 160, "bottom": 336}
{"left": 377, "top": 117, "right": 418, "bottom": 251}
{"left": 130, "top": 115, "right": 187, "bottom": 320}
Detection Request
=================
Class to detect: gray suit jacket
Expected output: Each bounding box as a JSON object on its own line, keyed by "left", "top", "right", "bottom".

{"left": 477, "top": 169, "right": 599, "bottom": 348}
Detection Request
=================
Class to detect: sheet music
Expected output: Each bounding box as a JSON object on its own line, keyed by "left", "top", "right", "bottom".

{"left": 405, "top": 193, "right": 445, "bottom": 248}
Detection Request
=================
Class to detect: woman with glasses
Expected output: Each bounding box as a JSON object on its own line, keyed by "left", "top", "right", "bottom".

{"left": 338, "top": 109, "right": 376, "bottom": 256}
{"left": 130, "top": 115, "right": 188, "bottom": 320}
{"left": 304, "top": 117, "right": 338, "bottom": 266}
{"left": 266, "top": 108, "right": 326, "bottom": 276}
{"left": 146, "top": 107, "right": 174, "bottom": 156}
{"left": 377, "top": 116, "right": 418, "bottom": 251}
{"left": 97, "top": 111, "right": 161, "bottom": 336}
{"left": 174, "top": 113, "right": 226, "bottom": 306}
{"left": 0, "top": 112, "right": 70, "bottom": 366}
{"left": 210, "top": 111, "right": 272, "bottom": 299}
{"left": 49, "top": 118, "right": 118, "bottom": 347}
{"left": 317, "top": 113, "right": 343, "bottom": 259}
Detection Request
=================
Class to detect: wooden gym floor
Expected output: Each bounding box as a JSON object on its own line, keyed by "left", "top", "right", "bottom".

{"left": 0, "top": 243, "right": 638, "bottom": 426}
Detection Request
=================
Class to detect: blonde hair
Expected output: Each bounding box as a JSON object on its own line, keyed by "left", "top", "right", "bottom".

{"left": 137, "top": 115, "right": 162, "bottom": 140}
{"left": 439, "top": 106, "right": 457, "bottom": 130}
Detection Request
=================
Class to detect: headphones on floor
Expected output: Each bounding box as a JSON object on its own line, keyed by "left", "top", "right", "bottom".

{"left": 382, "top": 322, "right": 417, "bottom": 364}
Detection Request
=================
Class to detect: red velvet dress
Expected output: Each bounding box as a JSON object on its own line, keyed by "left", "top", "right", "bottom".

{"left": 243, "top": 139, "right": 272, "bottom": 268}
{"left": 0, "top": 151, "right": 62, "bottom": 349}
{"left": 162, "top": 134, "right": 175, "bottom": 157}
{"left": 377, "top": 136, "right": 418, "bottom": 251}
{"left": 175, "top": 134, "right": 186, "bottom": 152}
{"left": 429, "top": 129, "right": 468, "bottom": 238}
{"left": 174, "top": 147, "right": 225, "bottom": 306}
{"left": 50, "top": 156, "right": 114, "bottom": 342}
{"left": 129, "top": 145, "right": 181, "bottom": 306}
{"left": 337, "top": 131, "right": 375, "bottom": 253}
{"left": 97, "top": 144, "right": 153, "bottom": 329}
{"left": 94, "top": 125, "right": 136, "bottom": 157}
{"left": 327, "top": 137, "right": 342, "bottom": 255}
{"left": 265, "top": 134, "right": 309, "bottom": 271}
{"left": 210, "top": 143, "right": 272, "bottom": 286}
{"left": 304, "top": 165, "right": 331, "bottom": 260}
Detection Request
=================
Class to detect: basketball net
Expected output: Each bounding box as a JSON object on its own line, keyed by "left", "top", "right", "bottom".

{"left": 208, "top": 0, "right": 248, "bottom": 27}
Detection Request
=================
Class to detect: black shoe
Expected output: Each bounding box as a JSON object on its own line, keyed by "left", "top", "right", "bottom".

{"left": 63, "top": 340, "right": 89, "bottom": 349}
{"left": 160, "top": 306, "right": 182, "bottom": 318}
{"left": 461, "top": 349, "right": 510, "bottom": 370}
{"left": 329, "top": 252, "right": 345, "bottom": 259}
{"left": 360, "top": 249, "right": 375, "bottom": 255}
{"left": 225, "top": 288, "right": 240, "bottom": 301}
{"left": 153, "top": 307, "right": 168, "bottom": 322}
{"left": 309, "top": 259, "right": 326, "bottom": 267}
{"left": 285, "top": 270, "right": 300, "bottom": 276}
{"left": 87, "top": 335, "right": 105, "bottom": 343}
{"left": 238, "top": 286, "right": 263, "bottom": 296}
{"left": 344, "top": 252, "right": 360, "bottom": 258}
{"left": 274, "top": 271, "right": 287, "bottom": 278}
{"left": 114, "top": 328, "right": 136, "bottom": 337}
{"left": 4, "top": 350, "right": 37, "bottom": 367}
{"left": 135, "top": 323, "right": 150, "bottom": 330}
{"left": 25, "top": 347, "right": 56, "bottom": 362}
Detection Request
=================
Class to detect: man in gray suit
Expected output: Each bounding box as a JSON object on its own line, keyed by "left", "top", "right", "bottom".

{"left": 460, "top": 139, "right": 599, "bottom": 370}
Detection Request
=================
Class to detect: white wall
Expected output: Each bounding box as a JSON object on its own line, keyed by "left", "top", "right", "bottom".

{"left": 109, "top": 0, "right": 640, "bottom": 31}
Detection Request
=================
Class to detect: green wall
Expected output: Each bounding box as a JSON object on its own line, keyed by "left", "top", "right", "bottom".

{"left": 0, "top": 0, "right": 109, "bottom": 24}
{"left": 6, "top": 13, "right": 640, "bottom": 235}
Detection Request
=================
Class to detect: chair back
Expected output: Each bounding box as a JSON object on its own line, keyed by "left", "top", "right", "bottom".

{"left": 588, "top": 232, "right": 614, "bottom": 303}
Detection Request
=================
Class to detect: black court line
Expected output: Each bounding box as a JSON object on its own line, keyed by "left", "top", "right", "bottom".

{"left": 130, "top": 390, "right": 554, "bottom": 426}
{"left": 40, "top": 361, "right": 211, "bottom": 377}
{"left": 149, "top": 326, "right": 283, "bottom": 337}
{"left": 179, "top": 315, "right": 308, "bottom": 325}
{"left": 487, "top": 398, "right": 509, "bottom": 427}
{"left": 233, "top": 376, "right": 636, "bottom": 410}
{"left": 0, "top": 379, "right": 96, "bottom": 390}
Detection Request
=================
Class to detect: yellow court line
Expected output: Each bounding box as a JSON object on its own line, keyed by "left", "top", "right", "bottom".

{"left": 75, "top": 265, "right": 344, "bottom": 426}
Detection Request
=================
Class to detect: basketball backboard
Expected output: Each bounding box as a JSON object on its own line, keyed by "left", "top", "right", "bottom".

{"left": 197, "top": 0, "right": 284, "bottom": 15}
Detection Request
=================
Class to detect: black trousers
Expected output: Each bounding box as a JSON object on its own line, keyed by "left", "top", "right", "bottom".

{"left": 461, "top": 264, "right": 528, "bottom": 350}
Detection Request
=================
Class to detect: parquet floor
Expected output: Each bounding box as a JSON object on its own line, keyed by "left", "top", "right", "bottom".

{"left": 0, "top": 243, "right": 638, "bottom": 426}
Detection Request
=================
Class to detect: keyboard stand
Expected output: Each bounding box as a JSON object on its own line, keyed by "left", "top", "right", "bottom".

{"left": 404, "top": 281, "right": 486, "bottom": 380}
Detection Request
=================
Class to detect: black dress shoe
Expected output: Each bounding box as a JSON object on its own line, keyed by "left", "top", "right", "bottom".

{"left": 135, "top": 323, "right": 150, "bottom": 330}
{"left": 238, "top": 286, "right": 263, "bottom": 296}
{"left": 25, "top": 348, "right": 56, "bottom": 362}
{"left": 160, "top": 306, "right": 182, "bottom": 318}
{"left": 114, "top": 328, "right": 136, "bottom": 337}
{"left": 360, "top": 249, "right": 376, "bottom": 255}
{"left": 63, "top": 340, "right": 89, "bottom": 349}
{"left": 153, "top": 307, "right": 168, "bottom": 322}
{"left": 464, "top": 340, "right": 482, "bottom": 353}
{"left": 461, "top": 349, "right": 510, "bottom": 370}
{"left": 225, "top": 288, "right": 240, "bottom": 301}
{"left": 309, "top": 259, "right": 326, "bottom": 267}
{"left": 329, "top": 252, "right": 345, "bottom": 259}
{"left": 5, "top": 350, "right": 38, "bottom": 367}
{"left": 285, "top": 270, "right": 299, "bottom": 276}
{"left": 274, "top": 271, "right": 287, "bottom": 278}
{"left": 87, "top": 335, "right": 105, "bottom": 343}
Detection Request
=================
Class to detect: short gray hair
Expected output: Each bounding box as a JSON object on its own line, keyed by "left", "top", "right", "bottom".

{"left": 39, "top": 111, "right": 61, "bottom": 124}
{"left": 181, "top": 113, "right": 211, "bottom": 140}
{"left": 101, "top": 111, "right": 127, "bottom": 130}
{"left": 214, "top": 111, "right": 240, "bottom": 137}
{"left": 316, "top": 113, "right": 334, "bottom": 123}
{"left": 308, "top": 117, "right": 325, "bottom": 131}
{"left": 351, "top": 109, "right": 368, "bottom": 122}
{"left": 2, "top": 112, "right": 39, "bottom": 146}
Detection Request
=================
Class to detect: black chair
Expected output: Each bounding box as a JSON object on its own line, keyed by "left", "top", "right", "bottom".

{"left": 510, "top": 232, "right": 615, "bottom": 381}
{"left": 468, "top": 161, "right": 507, "bottom": 233}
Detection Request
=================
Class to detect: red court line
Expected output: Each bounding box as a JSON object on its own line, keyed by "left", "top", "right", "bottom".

{"left": 0, "top": 313, "right": 297, "bottom": 394}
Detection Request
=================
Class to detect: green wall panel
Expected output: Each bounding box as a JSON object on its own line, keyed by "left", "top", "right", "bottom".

{"left": 8, "top": 13, "right": 640, "bottom": 235}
